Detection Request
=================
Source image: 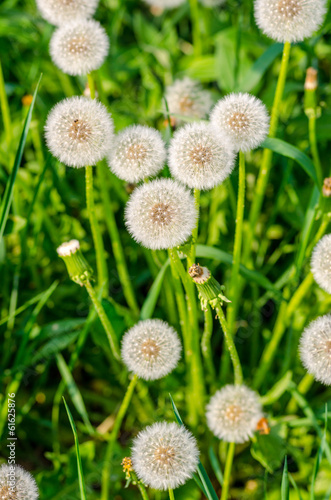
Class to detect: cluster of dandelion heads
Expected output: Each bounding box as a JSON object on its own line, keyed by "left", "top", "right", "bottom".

{"left": 144, "top": 0, "right": 186, "bottom": 9}
{"left": 206, "top": 385, "right": 263, "bottom": 443}
{"left": 125, "top": 179, "right": 198, "bottom": 250}
{"left": 0, "top": 464, "right": 39, "bottom": 500}
{"left": 108, "top": 125, "right": 166, "bottom": 183}
{"left": 311, "top": 234, "right": 331, "bottom": 295}
{"left": 210, "top": 92, "right": 269, "bottom": 152}
{"left": 300, "top": 315, "right": 331, "bottom": 385}
{"left": 131, "top": 422, "right": 199, "bottom": 491}
{"left": 165, "top": 77, "right": 213, "bottom": 124}
{"left": 121, "top": 319, "right": 181, "bottom": 380}
{"left": 168, "top": 122, "right": 235, "bottom": 190}
{"left": 254, "top": 0, "right": 327, "bottom": 43}
{"left": 45, "top": 96, "right": 114, "bottom": 168}
{"left": 36, "top": 0, "right": 99, "bottom": 26}
{"left": 50, "top": 20, "right": 109, "bottom": 76}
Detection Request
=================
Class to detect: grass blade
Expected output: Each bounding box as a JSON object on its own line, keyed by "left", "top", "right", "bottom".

{"left": 281, "top": 456, "right": 289, "bottom": 500}
{"left": 140, "top": 258, "right": 169, "bottom": 320}
{"left": 289, "top": 473, "right": 303, "bottom": 500}
{"left": 310, "top": 405, "right": 328, "bottom": 500}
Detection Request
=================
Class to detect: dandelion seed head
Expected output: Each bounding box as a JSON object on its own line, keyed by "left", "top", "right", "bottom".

{"left": 121, "top": 319, "right": 181, "bottom": 380}
{"left": 168, "top": 122, "right": 235, "bottom": 190}
{"left": 0, "top": 464, "right": 39, "bottom": 500}
{"left": 311, "top": 234, "right": 331, "bottom": 295}
{"left": 144, "top": 0, "right": 186, "bottom": 9}
{"left": 125, "top": 179, "right": 197, "bottom": 250}
{"left": 165, "top": 78, "right": 213, "bottom": 125}
{"left": 300, "top": 314, "right": 331, "bottom": 385}
{"left": 254, "top": 0, "right": 327, "bottom": 43}
{"left": 206, "top": 385, "right": 263, "bottom": 443}
{"left": 45, "top": 96, "right": 114, "bottom": 168}
{"left": 50, "top": 20, "right": 109, "bottom": 76}
{"left": 108, "top": 125, "right": 166, "bottom": 183}
{"left": 56, "top": 239, "right": 80, "bottom": 257}
{"left": 210, "top": 93, "right": 269, "bottom": 152}
{"left": 36, "top": 0, "right": 99, "bottom": 26}
{"left": 131, "top": 422, "right": 199, "bottom": 490}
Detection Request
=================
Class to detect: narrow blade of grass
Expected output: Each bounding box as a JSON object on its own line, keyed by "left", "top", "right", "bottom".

{"left": 281, "top": 456, "right": 289, "bottom": 500}
{"left": 310, "top": 405, "right": 328, "bottom": 500}
{"left": 140, "top": 258, "right": 169, "bottom": 320}
{"left": 289, "top": 473, "right": 303, "bottom": 500}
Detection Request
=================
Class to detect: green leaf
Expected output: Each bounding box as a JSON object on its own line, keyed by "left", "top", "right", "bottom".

{"left": 260, "top": 371, "right": 293, "bottom": 406}
{"left": 251, "top": 424, "right": 287, "bottom": 473}
{"left": 140, "top": 258, "right": 169, "bottom": 320}
{"left": 208, "top": 447, "right": 223, "bottom": 486}
{"left": 281, "top": 457, "right": 289, "bottom": 500}
{"left": 236, "top": 43, "right": 283, "bottom": 92}
{"left": 289, "top": 474, "right": 304, "bottom": 500}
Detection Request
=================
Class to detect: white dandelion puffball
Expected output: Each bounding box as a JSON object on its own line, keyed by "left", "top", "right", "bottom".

{"left": 121, "top": 319, "right": 181, "bottom": 380}
{"left": 210, "top": 93, "right": 269, "bottom": 152}
{"left": 36, "top": 0, "right": 99, "bottom": 26}
{"left": 144, "top": 0, "right": 186, "bottom": 8}
{"left": 300, "top": 315, "right": 331, "bottom": 385}
{"left": 45, "top": 96, "right": 114, "bottom": 168}
{"left": 50, "top": 20, "right": 109, "bottom": 76}
{"left": 254, "top": 0, "right": 327, "bottom": 43}
{"left": 125, "top": 179, "right": 198, "bottom": 250}
{"left": 132, "top": 422, "right": 199, "bottom": 491}
{"left": 165, "top": 77, "right": 213, "bottom": 123}
{"left": 168, "top": 122, "right": 235, "bottom": 190}
{"left": 108, "top": 125, "right": 166, "bottom": 183}
{"left": 206, "top": 385, "right": 263, "bottom": 443}
{"left": 0, "top": 464, "right": 39, "bottom": 500}
{"left": 311, "top": 234, "right": 331, "bottom": 295}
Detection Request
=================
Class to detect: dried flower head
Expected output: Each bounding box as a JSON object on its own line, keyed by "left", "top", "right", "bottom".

{"left": 121, "top": 319, "right": 181, "bottom": 380}
{"left": 45, "top": 96, "right": 114, "bottom": 168}
{"left": 144, "top": 0, "right": 185, "bottom": 9}
{"left": 108, "top": 125, "right": 166, "bottom": 183}
{"left": 36, "top": 0, "right": 99, "bottom": 26}
{"left": 322, "top": 178, "right": 331, "bottom": 198}
{"left": 254, "top": 0, "right": 327, "bottom": 43}
{"left": 299, "top": 314, "right": 331, "bottom": 385}
{"left": 165, "top": 77, "right": 213, "bottom": 124}
{"left": 0, "top": 464, "right": 39, "bottom": 500}
{"left": 125, "top": 179, "right": 198, "bottom": 250}
{"left": 168, "top": 122, "right": 235, "bottom": 190}
{"left": 311, "top": 234, "right": 331, "bottom": 295}
{"left": 304, "top": 67, "right": 318, "bottom": 91}
{"left": 132, "top": 422, "right": 199, "bottom": 491}
{"left": 206, "top": 385, "right": 263, "bottom": 443}
{"left": 210, "top": 92, "right": 269, "bottom": 152}
{"left": 50, "top": 20, "right": 109, "bottom": 76}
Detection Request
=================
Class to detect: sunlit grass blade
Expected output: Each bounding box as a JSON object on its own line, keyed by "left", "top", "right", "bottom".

{"left": 208, "top": 447, "right": 223, "bottom": 487}
{"left": 281, "top": 456, "right": 289, "bottom": 500}
{"left": 140, "top": 258, "right": 169, "bottom": 320}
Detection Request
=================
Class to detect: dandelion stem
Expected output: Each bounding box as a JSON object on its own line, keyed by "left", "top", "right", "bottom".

{"left": 136, "top": 478, "right": 150, "bottom": 500}
{"left": 101, "top": 374, "right": 139, "bottom": 500}
{"left": 0, "top": 60, "right": 12, "bottom": 145}
{"left": 201, "top": 303, "right": 216, "bottom": 383}
{"left": 221, "top": 442, "right": 235, "bottom": 500}
{"left": 308, "top": 114, "right": 323, "bottom": 185}
{"left": 87, "top": 72, "right": 96, "bottom": 100}
{"left": 189, "top": 0, "right": 202, "bottom": 56}
{"left": 215, "top": 303, "right": 243, "bottom": 385}
{"left": 187, "top": 188, "right": 200, "bottom": 268}
{"left": 286, "top": 373, "right": 315, "bottom": 414}
{"left": 169, "top": 488, "right": 175, "bottom": 500}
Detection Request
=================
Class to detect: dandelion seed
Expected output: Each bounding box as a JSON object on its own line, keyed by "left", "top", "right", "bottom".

{"left": 299, "top": 314, "right": 331, "bottom": 385}
{"left": 311, "top": 234, "right": 331, "bottom": 295}
{"left": 210, "top": 92, "right": 269, "bottom": 152}
{"left": 121, "top": 319, "right": 181, "bottom": 380}
{"left": 0, "top": 464, "right": 39, "bottom": 500}
{"left": 132, "top": 422, "right": 199, "bottom": 491}
{"left": 165, "top": 77, "right": 213, "bottom": 124}
{"left": 125, "top": 178, "right": 198, "bottom": 250}
{"left": 206, "top": 385, "right": 263, "bottom": 443}
{"left": 108, "top": 125, "right": 166, "bottom": 183}
{"left": 36, "top": 0, "right": 99, "bottom": 26}
{"left": 45, "top": 96, "right": 114, "bottom": 168}
{"left": 50, "top": 20, "right": 109, "bottom": 76}
{"left": 254, "top": 0, "right": 327, "bottom": 43}
{"left": 144, "top": 0, "right": 186, "bottom": 9}
{"left": 168, "top": 122, "right": 235, "bottom": 190}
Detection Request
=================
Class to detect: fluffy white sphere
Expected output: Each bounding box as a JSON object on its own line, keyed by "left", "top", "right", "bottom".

{"left": 50, "top": 20, "right": 109, "bottom": 76}
{"left": 36, "top": 0, "right": 99, "bottom": 26}
{"left": 210, "top": 92, "right": 270, "bottom": 152}
{"left": 311, "top": 234, "right": 331, "bottom": 295}
{"left": 254, "top": 0, "right": 327, "bottom": 43}
{"left": 165, "top": 77, "right": 213, "bottom": 124}
{"left": 168, "top": 122, "right": 235, "bottom": 190}
{"left": 108, "top": 125, "right": 166, "bottom": 183}
{"left": 45, "top": 96, "right": 114, "bottom": 168}
{"left": 132, "top": 422, "right": 199, "bottom": 491}
{"left": 125, "top": 179, "right": 198, "bottom": 250}
{"left": 206, "top": 385, "right": 263, "bottom": 443}
{"left": 0, "top": 464, "right": 39, "bottom": 500}
{"left": 121, "top": 319, "right": 181, "bottom": 380}
{"left": 144, "top": 0, "right": 186, "bottom": 8}
{"left": 300, "top": 315, "right": 331, "bottom": 386}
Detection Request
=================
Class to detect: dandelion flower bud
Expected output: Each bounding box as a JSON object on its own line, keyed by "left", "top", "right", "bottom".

{"left": 125, "top": 179, "right": 198, "bottom": 250}
{"left": 311, "top": 234, "right": 331, "bottom": 295}
{"left": 322, "top": 178, "right": 331, "bottom": 198}
{"left": 50, "top": 20, "right": 109, "bottom": 76}
{"left": 0, "top": 464, "right": 39, "bottom": 500}
{"left": 165, "top": 77, "right": 213, "bottom": 124}
{"left": 57, "top": 239, "right": 93, "bottom": 285}
{"left": 132, "top": 422, "right": 199, "bottom": 491}
{"left": 45, "top": 96, "right": 114, "bottom": 168}
{"left": 206, "top": 385, "right": 263, "bottom": 443}
{"left": 210, "top": 92, "right": 269, "bottom": 152}
{"left": 169, "top": 122, "right": 235, "bottom": 190}
{"left": 299, "top": 314, "right": 331, "bottom": 385}
{"left": 36, "top": 0, "right": 99, "bottom": 26}
{"left": 254, "top": 0, "right": 327, "bottom": 44}
{"left": 108, "top": 125, "right": 166, "bottom": 183}
{"left": 144, "top": 0, "right": 185, "bottom": 9}
{"left": 121, "top": 319, "right": 181, "bottom": 380}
